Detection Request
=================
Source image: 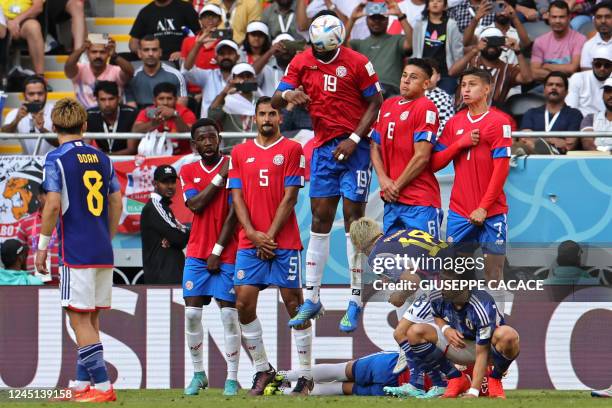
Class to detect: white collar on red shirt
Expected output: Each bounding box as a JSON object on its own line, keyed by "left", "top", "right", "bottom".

{"left": 253, "top": 136, "right": 284, "bottom": 150}
{"left": 199, "top": 156, "right": 224, "bottom": 174}
{"left": 467, "top": 110, "right": 490, "bottom": 124}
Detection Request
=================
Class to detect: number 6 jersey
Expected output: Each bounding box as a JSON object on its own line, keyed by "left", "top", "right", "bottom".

{"left": 42, "top": 140, "right": 120, "bottom": 268}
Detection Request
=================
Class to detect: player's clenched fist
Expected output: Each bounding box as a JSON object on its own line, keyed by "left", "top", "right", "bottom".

{"left": 34, "top": 249, "right": 49, "bottom": 275}
{"left": 284, "top": 86, "right": 310, "bottom": 107}
{"left": 333, "top": 138, "right": 358, "bottom": 161}
{"left": 247, "top": 230, "right": 277, "bottom": 258}
{"left": 444, "top": 327, "right": 466, "bottom": 349}
{"left": 458, "top": 129, "right": 480, "bottom": 149}
{"left": 469, "top": 207, "right": 487, "bottom": 226}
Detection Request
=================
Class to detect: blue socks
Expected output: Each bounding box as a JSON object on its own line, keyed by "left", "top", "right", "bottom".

{"left": 400, "top": 341, "right": 424, "bottom": 389}
{"left": 76, "top": 358, "right": 90, "bottom": 382}
{"left": 78, "top": 343, "right": 109, "bottom": 385}
{"left": 411, "top": 342, "right": 461, "bottom": 380}
{"left": 490, "top": 346, "right": 513, "bottom": 379}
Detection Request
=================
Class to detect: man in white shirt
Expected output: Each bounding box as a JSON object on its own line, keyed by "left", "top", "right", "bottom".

{"left": 580, "top": 77, "right": 612, "bottom": 151}
{"left": 580, "top": 2, "right": 611, "bottom": 70}
{"left": 0, "top": 76, "right": 56, "bottom": 155}
{"left": 566, "top": 47, "right": 612, "bottom": 116}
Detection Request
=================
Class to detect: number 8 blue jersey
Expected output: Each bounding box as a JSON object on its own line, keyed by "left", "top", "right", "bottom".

{"left": 42, "top": 140, "right": 120, "bottom": 267}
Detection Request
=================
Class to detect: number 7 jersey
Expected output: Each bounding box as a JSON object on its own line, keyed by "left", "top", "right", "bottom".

{"left": 42, "top": 140, "right": 120, "bottom": 268}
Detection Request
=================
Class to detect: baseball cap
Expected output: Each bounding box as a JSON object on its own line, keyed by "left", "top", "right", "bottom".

{"left": 478, "top": 27, "right": 505, "bottom": 39}
{"left": 592, "top": 46, "right": 612, "bottom": 63}
{"left": 246, "top": 21, "right": 270, "bottom": 37}
{"left": 272, "top": 33, "right": 295, "bottom": 45}
{"left": 1, "top": 239, "right": 26, "bottom": 268}
{"left": 199, "top": 4, "right": 223, "bottom": 18}
{"left": 231, "top": 62, "right": 256, "bottom": 76}
{"left": 215, "top": 39, "right": 240, "bottom": 53}
{"left": 604, "top": 77, "right": 612, "bottom": 89}
{"left": 153, "top": 165, "right": 178, "bottom": 182}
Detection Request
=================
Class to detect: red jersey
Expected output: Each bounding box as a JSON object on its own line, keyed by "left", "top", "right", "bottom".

{"left": 228, "top": 137, "right": 305, "bottom": 250}
{"left": 180, "top": 36, "right": 219, "bottom": 93}
{"left": 179, "top": 156, "right": 238, "bottom": 264}
{"left": 278, "top": 46, "right": 381, "bottom": 147}
{"left": 372, "top": 96, "right": 441, "bottom": 208}
{"left": 135, "top": 104, "right": 197, "bottom": 154}
{"left": 437, "top": 109, "right": 512, "bottom": 218}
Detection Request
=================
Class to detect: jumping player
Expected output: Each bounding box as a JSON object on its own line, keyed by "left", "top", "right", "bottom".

{"left": 35, "top": 98, "right": 122, "bottom": 402}
{"left": 179, "top": 118, "right": 240, "bottom": 396}
{"left": 228, "top": 97, "right": 313, "bottom": 395}
{"left": 431, "top": 67, "right": 512, "bottom": 283}
{"left": 370, "top": 58, "right": 442, "bottom": 238}
{"left": 271, "top": 12, "right": 384, "bottom": 333}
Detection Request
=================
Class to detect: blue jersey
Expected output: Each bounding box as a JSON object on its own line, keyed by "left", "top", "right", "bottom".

{"left": 367, "top": 228, "right": 450, "bottom": 280}
{"left": 429, "top": 289, "right": 504, "bottom": 345}
{"left": 42, "top": 140, "right": 120, "bottom": 267}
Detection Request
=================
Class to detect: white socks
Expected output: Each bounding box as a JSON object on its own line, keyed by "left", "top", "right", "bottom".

{"left": 241, "top": 318, "right": 270, "bottom": 372}
{"left": 285, "top": 362, "right": 348, "bottom": 382}
{"left": 311, "top": 382, "right": 345, "bottom": 395}
{"left": 220, "top": 307, "right": 240, "bottom": 381}
{"left": 185, "top": 307, "right": 204, "bottom": 372}
{"left": 346, "top": 233, "right": 363, "bottom": 306}
{"left": 305, "top": 231, "right": 330, "bottom": 302}
{"left": 292, "top": 327, "right": 312, "bottom": 379}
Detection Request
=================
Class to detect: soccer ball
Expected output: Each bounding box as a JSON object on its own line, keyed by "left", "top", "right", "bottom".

{"left": 309, "top": 15, "right": 346, "bottom": 52}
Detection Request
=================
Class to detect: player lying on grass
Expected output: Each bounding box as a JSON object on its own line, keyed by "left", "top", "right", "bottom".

{"left": 390, "top": 269, "right": 519, "bottom": 399}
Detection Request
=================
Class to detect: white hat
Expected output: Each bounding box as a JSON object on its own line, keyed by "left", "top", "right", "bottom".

{"left": 592, "top": 46, "right": 612, "bottom": 63}
{"left": 215, "top": 39, "right": 240, "bottom": 53}
{"left": 604, "top": 77, "right": 612, "bottom": 89}
{"left": 199, "top": 4, "right": 223, "bottom": 17}
{"left": 246, "top": 21, "right": 270, "bottom": 37}
{"left": 272, "top": 33, "right": 295, "bottom": 45}
{"left": 231, "top": 62, "right": 256, "bottom": 76}
{"left": 478, "top": 27, "right": 504, "bottom": 39}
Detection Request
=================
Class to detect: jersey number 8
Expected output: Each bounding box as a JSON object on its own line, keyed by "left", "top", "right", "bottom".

{"left": 83, "top": 170, "right": 104, "bottom": 216}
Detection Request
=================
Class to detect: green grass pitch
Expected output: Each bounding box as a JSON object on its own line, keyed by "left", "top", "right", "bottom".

{"left": 2, "top": 389, "right": 609, "bottom": 407}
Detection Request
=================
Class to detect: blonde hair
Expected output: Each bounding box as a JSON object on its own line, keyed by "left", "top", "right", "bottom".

{"left": 349, "top": 217, "right": 382, "bottom": 254}
{"left": 51, "top": 98, "right": 87, "bottom": 135}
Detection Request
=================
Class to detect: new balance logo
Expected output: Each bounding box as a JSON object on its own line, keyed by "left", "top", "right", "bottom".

{"left": 246, "top": 157, "right": 255, "bottom": 163}
{"left": 306, "top": 262, "right": 316, "bottom": 266}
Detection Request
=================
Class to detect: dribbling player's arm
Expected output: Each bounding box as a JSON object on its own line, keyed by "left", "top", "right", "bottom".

{"left": 108, "top": 191, "right": 123, "bottom": 239}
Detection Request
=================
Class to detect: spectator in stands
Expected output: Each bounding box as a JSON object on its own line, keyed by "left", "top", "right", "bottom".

{"left": 241, "top": 21, "right": 271, "bottom": 64}
{"left": 1, "top": 0, "right": 44, "bottom": 75}
{"left": 0, "top": 239, "right": 42, "bottom": 285}
{"left": 129, "top": 0, "right": 200, "bottom": 62}
{"left": 580, "top": 77, "right": 612, "bottom": 151}
{"left": 128, "top": 35, "right": 188, "bottom": 109}
{"left": 87, "top": 81, "right": 139, "bottom": 155}
{"left": 424, "top": 58, "right": 454, "bottom": 135}
{"left": 520, "top": 71, "right": 583, "bottom": 154}
{"left": 208, "top": 62, "right": 258, "bottom": 134}
{"left": 180, "top": 4, "right": 223, "bottom": 70}
{"left": 1, "top": 76, "right": 56, "bottom": 155}
{"left": 64, "top": 36, "right": 134, "bottom": 109}
{"left": 296, "top": 0, "right": 351, "bottom": 37}
{"left": 45, "top": 0, "right": 86, "bottom": 51}
{"left": 450, "top": 27, "right": 532, "bottom": 105}
{"left": 140, "top": 165, "right": 189, "bottom": 284}
{"left": 449, "top": 0, "right": 495, "bottom": 32}
{"left": 262, "top": 0, "right": 304, "bottom": 40}
{"left": 542, "top": 240, "right": 599, "bottom": 286}
{"left": 581, "top": 1, "right": 611, "bottom": 70}
{"left": 133, "top": 82, "right": 196, "bottom": 155}
{"left": 207, "top": 0, "right": 263, "bottom": 44}
{"left": 346, "top": 0, "right": 412, "bottom": 99}
{"left": 183, "top": 38, "right": 240, "bottom": 118}
{"left": 531, "top": 1, "right": 586, "bottom": 82}
{"left": 464, "top": 0, "right": 531, "bottom": 65}
{"left": 566, "top": 47, "right": 611, "bottom": 117}
{"left": 412, "top": 0, "right": 463, "bottom": 95}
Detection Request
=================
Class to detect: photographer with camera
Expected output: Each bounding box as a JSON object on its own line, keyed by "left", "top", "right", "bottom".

{"left": 1, "top": 75, "right": 57, "bottom": 155}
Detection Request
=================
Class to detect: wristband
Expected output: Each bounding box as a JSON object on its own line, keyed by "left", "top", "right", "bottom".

{"left": 349, "top": 132, "right": 361, "bottom": 144}
{"left": 281, "top": 89, "right": 292, "bottom": 101}
{"left": 441, "top": 324, "right": 451, "bottom": 334}
{"left": 211, "top": 174, "right": 225, "bottom": 187}
{"left": 398, "top": 14, "right": 407, "bottom": 21}
{"left": 212, "top": 243, "right": 224, "bottom": 256}
{"left": 467, "top": 388, "right": 480, "bottom": 397}
{"left": 38, "top": 234, "right": 51, "bottom": 250}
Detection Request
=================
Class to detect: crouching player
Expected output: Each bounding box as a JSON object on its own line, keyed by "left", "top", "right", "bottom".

{"left": 401, "top": 271, "right": 519, "bottom": 399}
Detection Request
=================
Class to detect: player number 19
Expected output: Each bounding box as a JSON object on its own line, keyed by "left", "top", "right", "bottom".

{"left": 82, "top": 170, "right": 104, "bottom": 216}
{"left": 323, "top": 74, "right": 337, "bottom": 92}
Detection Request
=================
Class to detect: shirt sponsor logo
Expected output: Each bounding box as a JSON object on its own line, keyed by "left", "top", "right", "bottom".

{"left": 273, "top": 154, "right": 284, "bottom": 166}
{"left": 365, "top": 61, "right": 376, "bottom": 76}
{"left": 426, "top": 110, "right": 436, "bottom": 125}
{"left": 246, "top": 157, "right": 255, "bottom": 163}
{"left": 400, "top": 111, "right": 409, "bottom": 121}
{"left": 336, "top": 66, "right": 347, "bottom": 78}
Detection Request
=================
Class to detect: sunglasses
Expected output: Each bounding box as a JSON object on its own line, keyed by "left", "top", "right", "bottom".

{"left": 593, "top": 60, "right": 612, "bottom": 69}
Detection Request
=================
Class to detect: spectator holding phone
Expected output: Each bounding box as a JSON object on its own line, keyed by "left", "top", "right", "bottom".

{"left": 206, "top": 0, "right": 263, "bottom": 44}
{"left": 65, "top": 35, "right": 134, "bottom": 109}
{"left": 180, "top": 4, "right": 223, "bottom": 71}
{"left": 241, "top": 21, "right": 271, "bottom": 64}
{"left": 208, "top": 62, "right": 259, "bottom": 134}
{"left": 1, "top": 75, "right": 56, "bottom": 155}
{"left": 449, "top": 0, "right": 496, "bottom": 32}
{"left": 132, "top": 82, "right": 197, "bottom": 154}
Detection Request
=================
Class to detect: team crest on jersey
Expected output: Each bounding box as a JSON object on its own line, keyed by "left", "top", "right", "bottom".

{"left": 185, "top": 280, "right": 194, "bottom": 290}
{"left": 336, "top": 66, "right": 347, "bottom": 78}
{"left": 400, "top": 111, "right": 409, "bottom": 121}
{"left": 237, "top": 270, "right": 245, "bottom": 280}
{"left": 273, "top": 154, "right": 284, "bottom": 166}
{"left": 466, "top": 318, "right": 474, "bottom": 330}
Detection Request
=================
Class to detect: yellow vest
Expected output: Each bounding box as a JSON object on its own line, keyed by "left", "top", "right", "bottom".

{"left": 1, "top": 0, "right": 33, "bottom": 20}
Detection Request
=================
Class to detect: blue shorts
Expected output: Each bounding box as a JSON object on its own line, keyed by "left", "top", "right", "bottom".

{"left": 182, "top": 257, "right": 236, "bottom": 302}
{"left": 446, "top": 210, "right": 508, "bottom": 255}
{"left": 352, "top": 352, "right": 400, "bottom": 396}
{"left": 310, "top": 136, "right": 372, "bottom": 203}
{"left": 234, "top": 249, "right": 302, "bottom": 289}
{"left": 383, "top": 203, "right": 443, "bottom": 239}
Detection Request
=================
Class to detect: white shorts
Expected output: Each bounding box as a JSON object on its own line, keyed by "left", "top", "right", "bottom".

{"left": 428, "top": 322, "right": 477, "bottom": 365}
{"left": 60, "top": 266, "right": 113, "bottom": 311}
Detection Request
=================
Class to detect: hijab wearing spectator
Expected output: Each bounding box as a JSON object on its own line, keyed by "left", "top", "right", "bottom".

{"left": 243, "top": 21, "right": 271, "bottom": 64}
